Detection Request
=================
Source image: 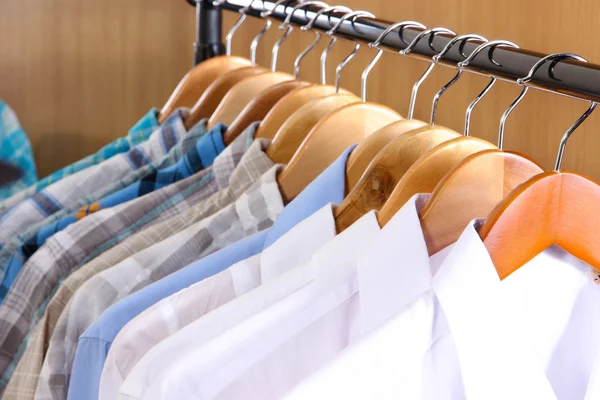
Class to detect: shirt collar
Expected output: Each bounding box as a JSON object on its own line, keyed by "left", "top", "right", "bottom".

{"left": 213, "top": 122, "right": 266, "bottom": 191}
{"left": 263, "top": 145, "right": 357, "bottom": 249}
{"left": 357, "top": 194, "right": 437, "bottom": 334}
{"left": 260, "top": 204, "right": 337, "bottom": 283}
{"left": 190, "top": 120, "right": 226, "bottom": 168}
{"left": 432, "top": 220, "right": 557, "bottom": 399}
{"left": 127, "top": 108, "right": 160, "bottom": 138}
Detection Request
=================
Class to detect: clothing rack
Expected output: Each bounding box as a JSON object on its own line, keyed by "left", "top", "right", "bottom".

{"left": 188, "top": 0, "right": 600, "bottom": 103}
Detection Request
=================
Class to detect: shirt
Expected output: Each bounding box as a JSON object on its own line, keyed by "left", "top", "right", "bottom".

{"left": 0, "top": 110, "right": 186, "bottom": 256}
{"left": 65, "top": 146, "right": 355, "bottom": 400}
{"left": 1, "top": 124, "right": 261, "bottom": 400}
{"left": 285, "top": 219, "right": 600, "bottom": 399}
{"left": 142, "top": 208, "right": 381, "bottom": 400}
{"left": 103, "top": 204, "right": 339, "bottom": 400}
{"left": 36, "top": 143, "right": 282, "bottom": 400}
{"left": 0, "top": 108, "right": 159, "bottom": 214}
{"left": 0, "top": 112, "right": 205, "bottom": 287}
{"left": 0, "top": 123, "right": 226, "bottom": 300}
{"left": 117, "top": 205, "right": 377, "bottom": 400}
{"left": 0, "top": 101, "right": 37, "bottom": 198}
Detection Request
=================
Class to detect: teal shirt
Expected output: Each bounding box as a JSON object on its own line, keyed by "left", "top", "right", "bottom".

{"left": 0, "top": 101, "right": 38, "bottom": 198}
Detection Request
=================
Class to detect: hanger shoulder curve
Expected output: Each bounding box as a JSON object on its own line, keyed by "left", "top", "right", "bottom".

{"left": 255, "top": 85, "right": 352, "bottom": 139}
{"left": 266, "top": 94, "right": 361, "bottom": 164}
{"left": 479, "top": 171, "right": 600, "bottom": 279}
{"left": 334, "top": 125, "right": 460, "bottom": 232}
{"left": 160, "top": 56, "right": 252, "bottom": 124}
{"left": 420, "top": 150, "right": 544, "bottom": 256}
{"left": 184, "top": 66, "right": 266, "bottom": 130}
{"left": 222, "top": 80, "right": 311, "bottom": 145}
{"left": 344, "top": 119, "right": 429, "bottom": 192}
{"left": 277, "top": 102, "right": 402, "bottom": 203}
{"left": 208, "top": 71, "right": 293, "bottom": 129}
{"left": 377, "top": 136, "right": 497, "bottom": 227}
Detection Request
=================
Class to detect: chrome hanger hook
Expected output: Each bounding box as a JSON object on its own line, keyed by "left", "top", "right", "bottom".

{"left": 247, "top": 1, "right": 276, "bottom": 67}
{"left": 221, "top": 0, "right": 250, "bottom": 56}
{"left": 400, "top": 27, "right": 456, "bottom": 119}
{"left": 293, "top": 4, "right": 348, "bottom": 79}
{"left": 555, "top": 102, "right": 597, "bottom": 171}
{"left": 498, "top": 53, "right": 587, "bottom": 150}
{"left": 335, "top": 42, "right": 360, "bottom": 93}
{"left": 361, "top": 21, "right": 426, "bottom": 102}
{"left": 271, "top": 1, "right": 329, "bottom": 72}
{"left": 460, "top": 40, "right": 519, "bottom": 136}
{"left": 320, "top": 10, "right": 375, "bottom": 85}
{"left": 261, "top": 0, "right": 297, "bottom": 18}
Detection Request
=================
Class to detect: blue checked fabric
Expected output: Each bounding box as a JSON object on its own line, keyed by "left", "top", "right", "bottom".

{"left": 0, "top": 108, "right": 159, "bottom": 214}
{"left": 0, "top": 101, "right": 38, "bottom": 198}
{"left": 0, "top": 109, "right": 189, "bottom": 268}
{"left": 0, "top": 112, "right": 206, "bottom": 285}
{"left": 0, "top": 124, "right": 226, "bottom": 301}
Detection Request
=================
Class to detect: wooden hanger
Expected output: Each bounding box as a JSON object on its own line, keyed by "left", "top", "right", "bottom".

{"left": 334, "top": 125, "right": 460, "bottom": 232}
{"left": 255, "top": 85, "right": 352, "bottom": 139}
{"left": 184, "top": 66, "right": 267, "bottom": 130}
{"left": 206, "top": 71, "right": 293, "bottom": 129}
{"left": 344, "top": 119, "right": 428, "bottom": 192}
{"left": 478, "top": 54, "right": 600, "bottom": 279}
{"left": 159, "top": 56, "right": 251, "bottom": 124}
{"left": 420, "top": 150, "right": 543, "bottom": 256}
{"left": 266, "top": 94, "right": 361, "bottom": 164}
{"left": 277, "top": 102, "right": 402, "bottom": 203}
{"left": 222, "top": 80, "right": 310, "bottom": 145}
{"left": 377, "top": 136, "right": 497, "bottom": 227}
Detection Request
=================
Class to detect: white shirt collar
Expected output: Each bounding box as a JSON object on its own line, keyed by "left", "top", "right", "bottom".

{"left": 357, "top": 194, "right": 439, "bottom": 334}
{"left": 433, "top": 220, "right": 558, "bottom": 399}
{"left": 260, "top": 204, "right": 337, "bottom": 283}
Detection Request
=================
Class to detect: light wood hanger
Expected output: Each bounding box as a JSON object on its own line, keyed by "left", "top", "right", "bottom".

{"left": 478, "top": 54, "right": 600, "bottom": 279}
{"left": 335, "top": 125, "right": 460, "bottom": 232}
{"left": 255, "top": 85, "right": 352, "bottom": 139}
{"left": 159, "top": 1, "right": 262, "bottom": 124}
{"left": 344, "top": 119, "right": 428, "bottom": 190}
{"left": 159, "top": 56, "right": 251, "bottom": 124}
{"left": 184, "top": 66, "right": 267, "bottom": 130}
{"left": 415, "top": 40, "right": 544, "bottom": 256}
{"left": 266, "top": 93, "right": 360, "bottom": 163}
{"left": 222, "top": 80, "right": 310, "bottom": 145}
{"left": 278, "top": 102, "right": 402, "bottom": 203}
{"left": 254, "top": 6, "right": 357, "bottom": 141}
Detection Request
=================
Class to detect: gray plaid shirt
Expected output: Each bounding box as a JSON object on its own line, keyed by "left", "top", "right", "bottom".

{"left": 0, "top": 110, "right": 201, "bottom": 279}
{"left": 34, "top": 153, "right": 282, "bottom": 400}
{"left": 0, "top": 124, "right": 267, "bottom": 399}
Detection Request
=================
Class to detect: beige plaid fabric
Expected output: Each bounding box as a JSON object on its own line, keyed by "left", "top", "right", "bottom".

{"left": 35, "top": 163, "right": 282, "bottom": 400}
{"left": 1, "top": 125, "right": 267, "bottom": 399}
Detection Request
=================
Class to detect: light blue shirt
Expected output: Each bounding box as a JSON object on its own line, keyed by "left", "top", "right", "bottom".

{"left": 67, "top": 145, "right": 356, "bottom": 400}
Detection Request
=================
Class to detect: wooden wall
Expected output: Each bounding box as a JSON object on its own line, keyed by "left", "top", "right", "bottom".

{"left": 2, "top": 0, "right": 600, "bottom": 180}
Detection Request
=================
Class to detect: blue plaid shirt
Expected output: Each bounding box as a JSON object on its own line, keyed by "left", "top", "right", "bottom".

{"left": 0, "top": 124, "right": 226, "bottom": 300}
{"left": 0, "top": 108, "right": 159, "bottom": 214}
{"left": 0, "top": 101, "right": 38, "bottom": 198}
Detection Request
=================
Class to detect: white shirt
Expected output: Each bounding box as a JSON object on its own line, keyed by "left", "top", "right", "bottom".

{"left": 117, "top": 205, "right": 379, "bottom": 399}
{"left": 141, "top": 200, "right": 413, "bottom": 400}
{"left": 102, "top": 204, "right": 337, "bottom": 400}
{"left": 285, "top": 217, "right": 600, "bottom": 400}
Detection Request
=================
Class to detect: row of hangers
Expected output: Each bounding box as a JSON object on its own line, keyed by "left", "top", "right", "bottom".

{"left": 157, "top": 0, "right": 600, "bottom": 279}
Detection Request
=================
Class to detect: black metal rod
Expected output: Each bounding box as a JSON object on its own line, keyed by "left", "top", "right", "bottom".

{"left": 194, "top": 0, "right": 225, "bottom": 65}
{"left": 206, "top": 0, "right": 600, "bottom": 103}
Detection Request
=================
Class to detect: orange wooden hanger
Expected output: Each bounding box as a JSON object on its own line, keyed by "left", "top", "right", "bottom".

{"left": 417, "top": 40, "right": 544, "bottom": 256}
{"left": 477, "top": 53, "right": 600, "bottom": 279}
{"left": 159, "top": 1, "right": 260, "bottom": 124}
